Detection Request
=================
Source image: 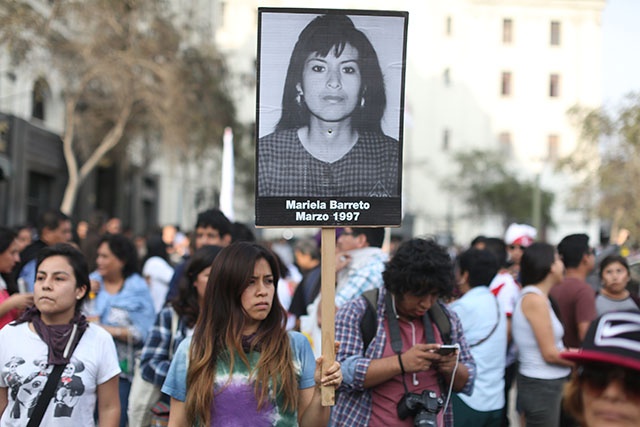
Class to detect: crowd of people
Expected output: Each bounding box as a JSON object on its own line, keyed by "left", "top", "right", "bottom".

{"left": 0, "top": 209, "right": 639, "bottom": 427}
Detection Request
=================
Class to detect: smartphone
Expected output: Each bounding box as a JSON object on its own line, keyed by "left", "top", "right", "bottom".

{"left": 435, "top": 344, "right": 459, "bottom": 355}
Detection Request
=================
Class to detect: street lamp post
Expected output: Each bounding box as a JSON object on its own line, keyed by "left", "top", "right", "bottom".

{"left": 532, "top": 172, "right": 542, "bottom": 235}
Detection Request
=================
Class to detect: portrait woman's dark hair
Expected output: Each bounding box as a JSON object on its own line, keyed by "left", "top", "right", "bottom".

{"left": 99, "top": 234, "right": 139, "bottom": 278}
{"left": 186, "top": 242, "right": 297, "bottom": 426}
{"left": 171, "top": 245, "right": 222, "bottom": 328}
{"left": 520, "top": 242, "right": 556, "bottom": 286}
{"left": 276, "top": 14, "right": 386, "bottom": 134}
{"left": 36, "top": 243, "right": 90, "bottom": 312}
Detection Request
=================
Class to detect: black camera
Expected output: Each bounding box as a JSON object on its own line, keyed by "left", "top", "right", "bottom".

{"left": 397, "top": 389, "right": 443, "bottom": 427}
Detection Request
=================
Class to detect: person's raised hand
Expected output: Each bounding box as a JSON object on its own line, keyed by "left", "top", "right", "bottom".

{"left": 8, "top": 293, "right": 33, "bottom": 311}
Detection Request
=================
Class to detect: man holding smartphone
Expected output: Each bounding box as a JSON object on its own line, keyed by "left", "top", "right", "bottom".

{"left": 332, "top": 238, "right": 476, "bottom": 427}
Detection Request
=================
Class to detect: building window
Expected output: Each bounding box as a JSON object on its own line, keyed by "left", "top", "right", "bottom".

{"left": 503, "top": 18, "right": 513, "bottom": 44}
{"left": 442, "top": 128, "right": 450, "bottom": 151}
{"left": 549, "top": 73, "right": 560, "bottom": 97}
{"left": 445, "top": 16, "right": 452, "bottom": 36}
{"left": 443, "top": 68, "right": 451, "bottom": 86}
{"left": 550, "top": 21, "right": 561, "bottom": 46}
{"left": 31, "top": 78, "right": 50, "bottom": 121}
{"left": 501, "top": 71, "right": 512, "bottom": 96}
{"left": 499, "top": 132, "right": 512, "bottom": 156}
{"left": 548, "top": 134, "right": 560, "bottom": 161}
{"left": 27, "top": 171, "right": 53, "bottom": 225}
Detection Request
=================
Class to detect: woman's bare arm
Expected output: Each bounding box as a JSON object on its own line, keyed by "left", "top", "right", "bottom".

{"left": 97, "top": 375, "right": 120, "bottom": 427}
{"left": 522, "top": 293, "right": 574, "bottom": 367}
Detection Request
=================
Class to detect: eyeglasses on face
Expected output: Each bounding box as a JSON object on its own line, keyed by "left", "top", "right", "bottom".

{"left": 578, "top": 362, "right": 640, "bottom": 398}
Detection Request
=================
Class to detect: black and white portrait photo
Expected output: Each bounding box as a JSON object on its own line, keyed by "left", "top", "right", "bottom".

{"left": 256, "top": 8, "right": 408, "bottom": 227}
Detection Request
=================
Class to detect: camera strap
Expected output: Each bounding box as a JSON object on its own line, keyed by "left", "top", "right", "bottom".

{"left": 385, "top": 292, "right": 436, "bottom": 354}
{"left": 385, "top": 292, "right": 411, "bottom": 395}
{"left": 386, "top": 292, "right": 447, "bottom": 397}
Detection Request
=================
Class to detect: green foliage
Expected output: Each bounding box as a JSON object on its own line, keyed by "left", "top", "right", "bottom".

{"left": 448, "top": 149, "right": 554, "bottom": 229}
{"left": 562, "top": 92, "right": 640, "bottom": 239}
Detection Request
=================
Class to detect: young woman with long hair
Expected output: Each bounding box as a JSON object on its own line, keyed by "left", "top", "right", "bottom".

{"left": 162, "top": 242, "right": 341, "bottom": 426}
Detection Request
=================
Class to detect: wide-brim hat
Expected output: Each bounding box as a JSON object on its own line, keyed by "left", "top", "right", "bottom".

{"left": 561, "top": 311, "right": 640, "bottom": 371}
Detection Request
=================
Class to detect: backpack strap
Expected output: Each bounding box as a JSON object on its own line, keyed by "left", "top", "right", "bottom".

{"left": 428, "top": 301, "right": 451, "bottom": 344}
{"left": 383, "top": 291, "right": 404, "bottom": 354}
{"left": 26, "top": 364, "right": 65, "bottom": 427}
{"left": 360, "top": 288, "right": 379, "bottom": 352}
{"left": 360, "top": 289, "right": 452, "bottom": 349}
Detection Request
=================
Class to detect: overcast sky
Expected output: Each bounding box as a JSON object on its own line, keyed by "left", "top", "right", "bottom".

{"left": 602, "top": 0, "right": 640, "bottom": 106}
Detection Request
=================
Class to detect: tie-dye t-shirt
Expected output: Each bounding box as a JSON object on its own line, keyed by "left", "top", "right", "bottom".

{"left": 162, "top": 331, "right": 316, "bottom": 426}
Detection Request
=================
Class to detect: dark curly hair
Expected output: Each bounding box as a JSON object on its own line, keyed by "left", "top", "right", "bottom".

{"left": 383, "top": 238, "right": 454, "bottom": 298}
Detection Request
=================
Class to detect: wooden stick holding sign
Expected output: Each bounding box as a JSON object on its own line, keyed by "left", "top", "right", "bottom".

{"left": 320, "top": 228, "right": 336, "bottom": 406}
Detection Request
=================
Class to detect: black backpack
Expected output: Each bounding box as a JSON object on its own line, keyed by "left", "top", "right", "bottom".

{"left": 360, "top": 288, "right": 452, "bottom": 351}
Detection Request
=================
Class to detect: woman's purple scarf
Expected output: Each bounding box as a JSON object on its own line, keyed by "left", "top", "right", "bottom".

{"left": 15, "top": 306, "right": 88, "bottom": 365}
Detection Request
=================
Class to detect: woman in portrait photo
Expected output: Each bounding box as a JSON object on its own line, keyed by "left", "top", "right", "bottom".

{"left": 258, "top": 13, "right": 402, "bottom": 198}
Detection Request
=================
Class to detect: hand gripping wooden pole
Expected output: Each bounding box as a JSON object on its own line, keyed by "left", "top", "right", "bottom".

{"left": 320, "top": 228, "right": 336, "bottom": 406}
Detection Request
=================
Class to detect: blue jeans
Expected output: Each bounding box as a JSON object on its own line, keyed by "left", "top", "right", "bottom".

{"left": 119, "top": 377, "right": 132, "bottom": 427}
